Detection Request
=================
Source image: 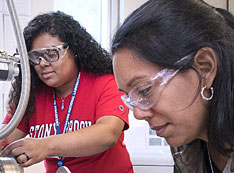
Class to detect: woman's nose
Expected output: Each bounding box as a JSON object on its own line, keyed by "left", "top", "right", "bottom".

{"left": 133, "top": 107, "right": 153, "bottom": 120}
{"left": 39, "top": 57, "right": 50, "bottom": 66}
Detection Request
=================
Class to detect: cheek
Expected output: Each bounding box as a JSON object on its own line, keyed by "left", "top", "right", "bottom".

{"left": 63, "top": 59, "right": 77, "bottom": 74}
{"left": 161, "top": 94, "right": 208, "bottom": 147}
{"left": 33, "top": 66, "right": 40, "bottom": 75}
{"left": 158, "top": 72, "right": 208, "bottom": 145}
{"left": 169, "top": 103, "right": 208, "bottom": 146}
{"left": 161, "top": 70, "right": 199, "bottom": 111}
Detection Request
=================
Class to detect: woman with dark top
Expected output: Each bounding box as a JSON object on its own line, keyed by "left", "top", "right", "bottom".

{"left": 112, "top": 0, "right": 234, "bottom": 172}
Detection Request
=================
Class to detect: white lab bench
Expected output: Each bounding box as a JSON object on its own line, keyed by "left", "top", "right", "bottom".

{"left": 128, "top": 147, "right": 174, "bottom": 173}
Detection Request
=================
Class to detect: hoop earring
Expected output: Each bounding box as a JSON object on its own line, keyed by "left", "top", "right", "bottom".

{"left": 201, "top": 85, "right": 214, "bottom": 101}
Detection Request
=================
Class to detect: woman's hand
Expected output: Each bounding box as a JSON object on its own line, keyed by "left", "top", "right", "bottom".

{"left": 0, "top": 115, "right": 126, "bottom": 166}
{"left": 0, "top": 137, "right": 48, "bottom": 167}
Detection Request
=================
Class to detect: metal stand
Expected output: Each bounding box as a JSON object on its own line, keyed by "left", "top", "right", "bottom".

{"left": 0, "top": 0, "right": 31, "bottom": 172}
{"left": 0, "top": 157, "right": 24, "bottom": 173}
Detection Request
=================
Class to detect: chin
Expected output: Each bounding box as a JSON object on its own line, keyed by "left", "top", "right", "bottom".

{"left": 165, "top": 137, "right": 187, "bottom": 147}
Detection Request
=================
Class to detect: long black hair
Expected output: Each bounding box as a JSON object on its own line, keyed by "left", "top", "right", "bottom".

{"left": 8, "top": 11, "right": 113, "bottom": 118}
{"left": 112, "top": 0, "right": 234, "bottom": 155}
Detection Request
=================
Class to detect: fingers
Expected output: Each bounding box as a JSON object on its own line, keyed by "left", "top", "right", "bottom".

{"left": 16, "top": 152, "right": 31, "bottom": 164}
{"left": 0, "top": 140, "right": 33, "bottom": 167}
{"left": 22, "top": 152, "right": 30, "bottom": 161}
{"left": 1, "top": 143, "right": 22, "bottom": 157}
{"left": 20, "top": 158, "right": 34, "bottom": 167}
{"left": 0, "top": 139, "right": 24, "bottom": 157}
{"left": 0, "top": 138, "right": 45, "bottom": 167}
{"left": 15, "top": 152, "right": 39, "bottom": 167}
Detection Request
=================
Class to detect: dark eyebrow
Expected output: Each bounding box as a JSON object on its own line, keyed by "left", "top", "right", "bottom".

{"left": 127, "top": 76, "right": 146, "bottom": 87}
{"left": 118, "top": 75, "right": 147, "bottom": 94}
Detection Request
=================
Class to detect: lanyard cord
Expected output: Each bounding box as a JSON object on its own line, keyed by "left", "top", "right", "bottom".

{"left": 206, "top": 143, "right": 214, "bottom": 173}
{"left": 53, "top": 72, "right": 81, "bottom": 134}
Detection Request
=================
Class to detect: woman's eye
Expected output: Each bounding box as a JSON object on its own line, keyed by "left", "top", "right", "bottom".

{"left": 137, "top": 86, "right": 152, "bottom": 97}
{"left": 46, "top": 49, "right": 58, "bottom": 59}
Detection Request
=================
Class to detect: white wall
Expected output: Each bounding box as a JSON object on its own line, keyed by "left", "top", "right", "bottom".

{"left": 120, "top": 0, "right": 148, "bottom": 23}
{"left": 31, "top": 0, "right": 54, "bottom": 18}
{"left": 230, "top": 2, "right": 234, "bottom": 14}
{"left": 120, "top": 0, "right": 233, "bottom": 22}
{"left": 205, "top": 0, "right": 227, "bottom": 9}
{"left": 199, "top": 0, "right": 234, "bottom": 14}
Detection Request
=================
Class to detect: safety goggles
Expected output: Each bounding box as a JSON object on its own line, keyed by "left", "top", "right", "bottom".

{"left": 121, "top": 52, "right": 194, "bottom": 111}
{"left": 121, "top": 69, "right": 179, "bottom": 111}
{"left": 28, "top": 44, "right": 69, "bottom": 65}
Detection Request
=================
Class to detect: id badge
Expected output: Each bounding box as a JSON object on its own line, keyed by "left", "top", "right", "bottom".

{"left": 56, "top": 166, "right": 71, "bottom": 173}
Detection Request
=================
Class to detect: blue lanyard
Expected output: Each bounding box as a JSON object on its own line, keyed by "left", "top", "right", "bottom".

{"left": 53, "top": 72, "right": 80, "bottom": 134}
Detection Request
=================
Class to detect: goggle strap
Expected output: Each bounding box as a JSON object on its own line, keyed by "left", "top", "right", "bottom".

{"left": 160, "top": 69, "right": 180, "bottom": 86}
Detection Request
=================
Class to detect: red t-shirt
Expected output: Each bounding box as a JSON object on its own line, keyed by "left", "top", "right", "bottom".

{"left": 3, "top": 72, "right": 133, "bottom": 173}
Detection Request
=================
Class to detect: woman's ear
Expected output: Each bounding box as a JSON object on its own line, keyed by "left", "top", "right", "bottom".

{"left": 193, "top": 47, "right": 217, "bottom": 88}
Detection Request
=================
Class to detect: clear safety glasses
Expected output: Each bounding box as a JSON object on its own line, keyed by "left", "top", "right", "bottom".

{"left": 28, "top": 44, "right": 69, "bottom": 66}
{"left": 121, "top": 69, "right": 179, "bottom": 111}
{"left": 121, "top": 53, "right": 194, "bottom": 111}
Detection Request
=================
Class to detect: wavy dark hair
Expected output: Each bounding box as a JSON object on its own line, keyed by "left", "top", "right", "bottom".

{"left": 8, "top": 11, "right": 113, "bottom": 118}
{"left": 112, "top": 0, "right": 234, "bottom": 156}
